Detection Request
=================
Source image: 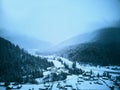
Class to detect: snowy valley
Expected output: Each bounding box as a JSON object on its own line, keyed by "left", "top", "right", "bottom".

{"left": 0, "top": 55, "right": 120, "bottom": 90}
{"left": 0, "top": 27, "right": 120, "bottom": 90}
{"left": 1, "top": 0, "right": 120, "bottom": 90}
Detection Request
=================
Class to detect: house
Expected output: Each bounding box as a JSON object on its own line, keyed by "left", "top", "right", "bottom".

{"left": 102, "top": 77, "right": 109, "bottom": 80}
{"left": 56, "top": 82, "right": 65, "bottom": 89}
{"left": 110, "top": 76, "right": 116, "bottom": 81}
{"left": 83, "top": 76, "right": 90, "bottom": 81}
{"left": 78, "top": 75, "right": 83, "bottom": 79}
{"left": 94, "top": 81, "right": 103, "bottom": 85}
{"left": 44, "top": 83, "right": 50, "bottom": 87}
{"left": 77, "top": 78, "right": 84, "bottom": 82}
{"left": 7, "top": 83, "right": 22, "bottom": 89}
{"left": 64, "top": 85, "right": 73, "bottom": 90}
{"left": 82, "top": 72, "right": 91, "bottom": 76}
{"left": 0, "top": 82, "right": 5, "bottom": 86}
{"left": 57, "top": 67, "right": 69, "bottom": 74}
{"left": 93, "top": 77, "right": 99, "bottom": 80}
{"left": 47, "top": 66, "right": 56, "bottom": 71}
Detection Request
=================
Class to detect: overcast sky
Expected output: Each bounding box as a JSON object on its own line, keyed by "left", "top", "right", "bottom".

{"left": 1, "top": 0, "right": 120, "bottom": 44}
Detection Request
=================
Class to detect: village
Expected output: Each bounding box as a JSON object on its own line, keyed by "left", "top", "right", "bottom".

{"left": 0, "top": 56, "right": 120, "bottom": 90}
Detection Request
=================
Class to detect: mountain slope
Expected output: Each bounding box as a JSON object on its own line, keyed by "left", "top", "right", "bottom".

{"left": 61, "top": 27, "right": 120, "bottom": 66}
{"left": 0, "top": 37, "right": 54, "bottom": 82}
{"left": 0, "top": 29, "right": 53, "bottom": 52}
{"left": 95, "top": 27, "right": 120, "bottom": 44}
{"left": 52, "top": 32, "right": 96, "bottom": 52}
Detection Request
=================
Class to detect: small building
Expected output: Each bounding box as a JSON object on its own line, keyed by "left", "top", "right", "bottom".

{"left": 83, "top": 76, "right": 90, "bottom": 81}
{"left": 82, "top": 72, "right": 91, "bottom": 76}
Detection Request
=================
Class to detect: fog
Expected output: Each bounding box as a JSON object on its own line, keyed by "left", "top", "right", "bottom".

{"left": 1, "top": 0, "right": 120, "bottom": 44}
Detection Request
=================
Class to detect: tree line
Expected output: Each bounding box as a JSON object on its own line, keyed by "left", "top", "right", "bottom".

{"left": 0, "top": 37, "right": 54, "bottom": 83}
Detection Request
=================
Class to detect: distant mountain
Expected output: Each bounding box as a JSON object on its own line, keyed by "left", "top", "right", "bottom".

{"left": 52, "top": 32, "right": 96, "bottom": 52}
{"left": 60, "top": 27, "right": 120, "bottom": 66}
{"left": 0, "top": 37, "right": 54, "bottom": 82}
{"left": 0, "top": 29, "right": 53, "bottom": 53}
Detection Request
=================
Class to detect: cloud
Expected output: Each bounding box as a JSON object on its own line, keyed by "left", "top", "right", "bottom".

{"left": 1, "top": 0, "right": 120, "bottom": 44}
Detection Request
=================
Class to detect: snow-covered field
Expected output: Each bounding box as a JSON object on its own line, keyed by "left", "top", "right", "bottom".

{"left": 0, "top": 55, "right": 120, "bottom": 90}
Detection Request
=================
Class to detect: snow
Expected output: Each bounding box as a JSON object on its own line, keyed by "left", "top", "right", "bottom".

{"left": 43, "top": 55, "right": 120, "bottom": 76}
{"left": 35, "top": 78, "right": 43, "bottom": 84}
{"left": 43, "top": 71, "right": 51, "bottom": 76}
{"left": 66, "top": 75, "right": 78, "bottom": 88}
{"left": 65, "top": 75, "right": 110, "bottom": 90}
{"left": 19, "top": 84, "right": 45, "bottom": 90}
{"left": 76, "top": 81, "right": 109, "bottom": 90}
{"left": 0, "top": 55, "right": 120, "bottom": 90}
{"left": 0, "top": 87, "right": 6, "bottom": 90}
{"left": 48, "top": 60, "right": 64, "bottom": 68}
{"left": 58, "top": 57, "right": 73, "bottom": 68}
{"left": 1, "top": 78, "right": 111, "bottom": 90}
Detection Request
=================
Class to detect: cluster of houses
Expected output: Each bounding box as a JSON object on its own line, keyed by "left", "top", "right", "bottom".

{"left": 0, "top": 62, "right": 120, "bottom": 90}
{"left": 0, "top": 67, "right": 120, "bottom": 90}
{"left": 0, "top": 82, "right": 22, "bottom": 89}
{"left": 37, "top": 66, "right": 119, "bottom": 90}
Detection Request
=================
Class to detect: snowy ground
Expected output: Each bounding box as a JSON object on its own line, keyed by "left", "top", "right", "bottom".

{"left": 2, "top": 76, "right": 115, "bottom": 90}
{"left": 0, "top": 55, "right": 120, "bottom": 90}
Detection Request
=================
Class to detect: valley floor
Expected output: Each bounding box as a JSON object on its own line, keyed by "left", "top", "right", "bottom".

{"left": 0, "top": 55, "right": 120, "bottom": 90}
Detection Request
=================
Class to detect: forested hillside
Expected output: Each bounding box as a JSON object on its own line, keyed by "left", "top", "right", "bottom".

{"left": 61, "top": 27, "right": 120, "bottom": 66}
{"left": 0, "top": 37, "right": 54, "bottom": 82}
